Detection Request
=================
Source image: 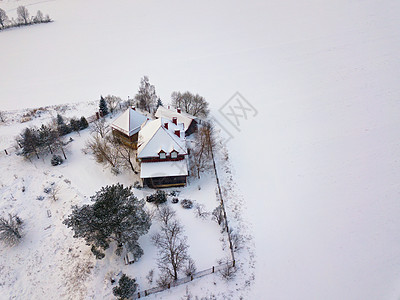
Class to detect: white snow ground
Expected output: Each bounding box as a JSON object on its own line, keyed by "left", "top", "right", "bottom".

{"left": 0, "top": 111, "right": 231, "bottom": 299}
{"left": 1, "top": 0, "right": 400, "bottom": 299}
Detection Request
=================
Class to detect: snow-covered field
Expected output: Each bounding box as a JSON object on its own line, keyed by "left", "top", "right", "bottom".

{"left": 0, "top": 109, "right": 238, "bottom": 299}
{"left": 1, "top": 0, "right": 400, "bottom": 299}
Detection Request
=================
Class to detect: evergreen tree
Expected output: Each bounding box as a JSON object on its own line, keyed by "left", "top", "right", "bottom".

{"left": 112, "top": 274, "right": 137, "bottom": 300}
{"left": 99, "top": 96, "right": 109, "bottom": 116}
{"left": 56, "top": 114, "right": 64, "bottom": 126}
{"left": 156, "top": 97, "right": 163, "bottom": 108}
{"left": 0, "top": 214, "right": 23, "bottom": 246}
{"left": 51, "top": 154, "right": 64, "bottom": 166}
{"left": 63, "top": 184, "right": 151, "bottom": 260}
{"left": 69, "top": 118, "right": 81, "bottom": 134}
{"left": 19, "top": 127, "right": 40, "bottom": 159}
{"left": 38, "top": 124, "right": 57, "bottom": 154}
{"left": 56, "top": 114, "right": 71, "bottom": 136}
{"left": 79, "top": 116, "right": 89, "bottom": 129}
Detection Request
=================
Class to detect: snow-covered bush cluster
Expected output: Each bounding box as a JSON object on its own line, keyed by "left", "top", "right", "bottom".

{"left": 180, "top": 199, "right": 193, "bottom": 209}
{"left": 146, "top": 190, "right": 167, "bottom": 205}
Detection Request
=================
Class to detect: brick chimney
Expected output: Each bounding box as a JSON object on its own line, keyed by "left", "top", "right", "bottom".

{"left": 177, "top": 108, "right": 181, "bottom": 114}
{"left": 164, "top": 123, "right": 168, "bottom": 129}
{"left": 172, "top": 117, "right": 177, "bottom": 125}
{"left": 174, "top": 130, "right": 180, "bottom": 138}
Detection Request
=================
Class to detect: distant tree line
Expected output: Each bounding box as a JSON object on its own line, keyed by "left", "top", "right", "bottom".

{"left": 0, "top": 6, "right": 52, "bottom": 31}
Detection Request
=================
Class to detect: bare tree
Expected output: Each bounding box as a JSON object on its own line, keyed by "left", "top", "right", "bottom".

{"left": 85, "top": 135, "right": 119, "bottom": 169}
{"left": 212, "top": 205, "right": 224, "bottom": 226}
{"left": 156, "top": 272, "right": 172, "bottom": 288}
{"left": 86, "top": 130, "right": 139, "bottom": 174}
{"left": 90, "top": 118, "right": 109, "bottom": 138}
{"left": 152, "top": 210, "right": 190, "bottom": 281}
{"left": 0, "top": 8, "right": 9, "bottom": 29}
{"left": 135, "top": 76, "right": 157, "bottom": 113}
{"left": 156, "top": 205, "right": 176, "bottom": 226}
{"left": 49, "top": 185, "right": 61, "bottom": 202}
{"left": 184, "top": 258, "right": 197, "bottom": 277}
{"left": 217, "top": 258, "right": 236, "bottom": 280}
{"left": 104, "top": 95, "right": 122, "bottom": 114}
{"left": 181, "top": 286, "right": 193, "bottom": 300}
{"left": 146, "top": 269, "right": 154, "bottom": 285}
{"left": 17, "top": 6, "right": 30, "bottom": 25}
{"left": 0, "top": 214, "right": 23, "bottom": 246}
{"left": 33, "top": 10, "right": 43, "bottom": 23}
{"left": 228, "top": 228, "right": 244, "bottom": 252}
{"left": 171, "top": 91, "right": 209, "bottom": 117}
{"left": 53, "top": 130, "right": 68, "bottom": 160}
{"left": 110, "top": 135, "right": 138, "bottom": 174}
{"left": 194, "top": 203, "right": 209, "bottom": 219}
{"left": 190, "top": 123, "right": 215, "bottom": 178}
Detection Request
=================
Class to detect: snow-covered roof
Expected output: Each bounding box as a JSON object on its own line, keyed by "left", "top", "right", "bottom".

{"left": 111, "top": 107, "right": 148, "bottom": 136}
{"left": 155, "top": 106, "right": 196, "bottom": 131}
{"left": 137, "top": 118, "right": 186, "bottom": 158}
{"left": 140, "top": 159, "right": 188, "bottom": 178}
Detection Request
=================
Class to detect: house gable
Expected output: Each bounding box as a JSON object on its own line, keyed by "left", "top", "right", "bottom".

{"left": 111, "top": 107, "right": 148, "bottom": 137}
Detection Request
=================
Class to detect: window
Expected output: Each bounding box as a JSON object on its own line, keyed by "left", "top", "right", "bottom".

{"left": 171, "top": 151, "right": 178, "bottom": 159}
{"left": 159, "top": 152, "right": 166, "bottom": 159}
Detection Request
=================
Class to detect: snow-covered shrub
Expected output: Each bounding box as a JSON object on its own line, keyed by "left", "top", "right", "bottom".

{"left": 112, "top": 273, "right": 137, "bottom": 300}
{"left": 146, "top": 190, "right": 167, "bottom": 205}
{"left": 212, "top": 206, "right": 224, "bottom": 226}
{"left": 133, "top": 181, "right": 142, "bottom": 189}
{"left": 171, "top": 197, "right": 179, "bottom": 204}
{"left": 181, "top": 199, "right": 193, "bottom": 209}
{"left": 181, "top": 286, "right": 193, "bottom": 300}
{"left": 230, "top": 231, "right": 244, "bottom": 252}
{"left": 51, "top": 155, "right": 63, "bottom": 166}
{"left": 218, "top": 258, "right": 236, "bottom": 280}
{"left": 49, "top": 185, "right": 61, "bottom": 202}
{"left": 184, "top": 258, "right": 197, "bottom": 277}
{"left": 0, "top": 214, "right": 23, "bottom": 246}
{"left": 111, "top": 167, "right": 120, "bottom": 175}
{"left": 169, "top": 190, "right": 180, "bottom": 197}
{"left": 146, "top": 269, "right": 154, "bottom": 285}
{"left": 194, "top": 204, "right": 209, "bottom": 219}
{"left": 156, "top": 272, "right": 172, "bottom": 288}
{"left": 79, "top": 116, "right": 89, "bottom": 129}
{"left": 43, "top": 187, "right": 52, "bottom": 194}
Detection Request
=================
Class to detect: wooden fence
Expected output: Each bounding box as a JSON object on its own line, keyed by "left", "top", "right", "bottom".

{"left": 209, "top": 129, "right": 235, "bottom": 262}
{"left": 132, "top": 260, "right": 235, "bottom": 299}
{"left": 132, "top": 131, "right": 236, "bottom": 299}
